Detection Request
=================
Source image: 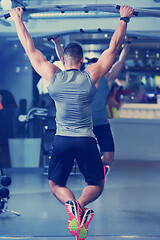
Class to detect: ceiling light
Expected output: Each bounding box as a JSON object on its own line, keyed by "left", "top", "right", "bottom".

{"left": 16, "top": 66, "right": 20, "bottom": 73}
{"left": 1, "top": 0, "right": 12, "bottom": 10}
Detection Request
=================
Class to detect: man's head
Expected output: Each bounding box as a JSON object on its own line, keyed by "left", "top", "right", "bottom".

{"left": 63, "top": 43, "right": 83, "bottom": 66}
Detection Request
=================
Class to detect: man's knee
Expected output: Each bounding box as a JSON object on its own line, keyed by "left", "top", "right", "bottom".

{"left": 99, "top": 179, "right": 105, "bottom": 189}
{"left": 49, "top": 180, "right": 66, "bottom": 195}
{"left": 88, "top": 179, "right": 104, "bottom": 191}
{"left": 97, "top": 180, "right": 105, "bottom": 193}
{"left": 49, "top": 180, "right": 56, "bottom": 195}
{"left": 102, "top": 152, "right": 114, "bottom": 165}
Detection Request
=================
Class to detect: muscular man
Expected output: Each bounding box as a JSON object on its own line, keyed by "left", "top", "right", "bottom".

{"left": 91, "top": 37, "right": 132, "bottom": 174}
{"left": 52, "top": 36, "right": 132, "bottom": 178}
{"left": 10, "top": 5, "right": 133, "bottom": 240}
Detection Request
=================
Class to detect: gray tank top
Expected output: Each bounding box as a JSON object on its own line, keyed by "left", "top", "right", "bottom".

{"left": 92, "top": 76, "right": 110, "bottom": 126}
{"left": 48, "top": 69, "right": 96, "bottom": 137}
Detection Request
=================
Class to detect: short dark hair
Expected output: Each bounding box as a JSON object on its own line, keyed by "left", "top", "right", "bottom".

{"left": 64, "top": 43, "right": 83, "bottom": 64}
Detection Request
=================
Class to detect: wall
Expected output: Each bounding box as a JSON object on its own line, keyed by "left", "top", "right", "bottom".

{"left": 0, "top": 39, "right": 33, "bottom": 168}
{"left": 0, "top": 39, "right": 33, "bottom": 111}
{"left": 110, "top": 118, "right": 160, "bottom": 161}
{"left": 118, "top": 103, "right": 160, "bottom": 119}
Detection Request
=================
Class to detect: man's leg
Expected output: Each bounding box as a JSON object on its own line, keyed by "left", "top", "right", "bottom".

{"left": 78, "top": 180, "right": 104, "bottom": 209}
{"left": 102, "top": 151, "right": 114, "bottom": 166}
{"left": 49, "top": 180, "right": 75, "bottom": 205}
{"left": 101, "top": 152, "right": 114, "bottom": 180}
{"left": 93, "top": 125, "right": 115, "bottom": 168}
{"left": 48, "top": 136, "right": 82, "bottom": 236}
{"left": 49, "top": 180, "right": 80, "bottom": 236}
{"left": 74, "top": 180, "right": 104, "bottom": 240}
{"left": 75, "top": 137, "right": 104, "bottom": 208}
{"left": 49, "top": 179, "right": 84, "bottom": 237}
{"left": 95, "top": 125, "right": 115, "bottom": 179}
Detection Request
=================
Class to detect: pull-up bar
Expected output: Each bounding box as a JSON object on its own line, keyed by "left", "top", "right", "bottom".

{"left": 1, "top": 3, "right": 159, "bottom": 19}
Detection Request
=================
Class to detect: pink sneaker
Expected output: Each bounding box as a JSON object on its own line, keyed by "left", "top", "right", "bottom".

{"left": 104, "top": 165, "right": 110, "bottom": 182}
{"left": 65, "top": 200, "right": 83, "bottom": 236}
{"left": 76, "top": 208, "right": 94, "bottom": 240}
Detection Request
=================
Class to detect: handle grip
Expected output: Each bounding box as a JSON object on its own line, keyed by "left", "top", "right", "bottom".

{"left": 47, "top": 37, "right": 53, "bottom": 41}
{"left": 4, "top": 7, "right": 26, "bottom": 19}
{"left": 116, "top": 5, "right": 139, "bottom": 16}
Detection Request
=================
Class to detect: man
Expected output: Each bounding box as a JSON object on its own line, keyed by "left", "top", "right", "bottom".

{"left": 52, "top": 36, "right": 132, "bottom": 179}
{"left": 91, "top": 37, "right": 133, "bottom": 174}
{"left": 10, "top": 5, "right": 134, "bottom": 240}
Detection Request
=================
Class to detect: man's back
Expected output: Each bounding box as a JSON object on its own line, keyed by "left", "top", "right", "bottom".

{"left": 92, "top": 76, "right": 110, "bottom": 126}
{"left": 48, "top": 69, "right": 96, "bottom": 137}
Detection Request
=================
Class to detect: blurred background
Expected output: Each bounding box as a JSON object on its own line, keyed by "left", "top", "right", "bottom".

{"left": 1, "top": 0, "right": 160, "bottom": 169}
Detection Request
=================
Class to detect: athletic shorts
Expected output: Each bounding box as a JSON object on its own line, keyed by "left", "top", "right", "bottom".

{"left": 48, "top": 135, "right": 104, "bottom": 185}
{"left": 93, "top": 124, "right": 115, "bottom": 153}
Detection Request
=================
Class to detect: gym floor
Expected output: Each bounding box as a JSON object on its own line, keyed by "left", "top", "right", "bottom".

{"left": 0, "top": 160, "right": 160, "bottom": 240}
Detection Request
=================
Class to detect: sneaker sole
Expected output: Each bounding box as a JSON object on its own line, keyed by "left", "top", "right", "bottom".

{"left": 78, "top": 209, "right": 94, "bottom": 240}
{"left": 65, "top": 200, "right": 79, "bottom": 236}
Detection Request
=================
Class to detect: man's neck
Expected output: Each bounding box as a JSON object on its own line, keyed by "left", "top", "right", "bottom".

{"left": 65, "top": 64, "right": 81, "bottom": 71}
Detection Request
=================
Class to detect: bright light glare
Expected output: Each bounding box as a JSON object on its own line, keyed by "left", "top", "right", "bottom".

{"left": 1, "top": 0, "right": 12, "bottom": 10}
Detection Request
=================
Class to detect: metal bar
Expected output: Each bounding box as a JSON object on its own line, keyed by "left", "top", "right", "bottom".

{"left": 1, "top": 3, "right": 160, "bottom": 19}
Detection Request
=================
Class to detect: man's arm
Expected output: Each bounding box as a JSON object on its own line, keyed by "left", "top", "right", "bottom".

{"left": 107, "top": 95, "right": 122, "bottom": 109}
{"left": 51, "top": 37, "right": 64, "bottom": 62}
{"left": 106, "top": 36, "right": 132, "bottom": 88}
{"left": 9, "top": 7, "right": 58, "bottom": 87}
{"left": 86, "top": 5, "right": 134, "bottom": 88}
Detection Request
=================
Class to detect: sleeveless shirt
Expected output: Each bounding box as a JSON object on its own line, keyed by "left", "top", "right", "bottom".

{"left": 92, "top": 76, "right": 110, "bottom": 126}
{"left": 47, "top": 69, "right": 96, "bottom": 137}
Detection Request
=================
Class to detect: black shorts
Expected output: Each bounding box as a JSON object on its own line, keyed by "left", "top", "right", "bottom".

{"left": 48, "top": 135, "right": 104, "bottom": 185}
{"left": 93, "top": 124, "right": 115, "bottom": 153}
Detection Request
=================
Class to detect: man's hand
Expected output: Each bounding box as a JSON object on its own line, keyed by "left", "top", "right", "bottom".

{"left": 51, "top": 36, "right": 61, "bottom": 44}
{"left": 50, "top": 36, "right": 64, "bottom": 63}
{"left": 9, "top": 7, "right": 23, "bottom": 23}
{"left": 120, "top": 5, "right": 134, "bottom": 19}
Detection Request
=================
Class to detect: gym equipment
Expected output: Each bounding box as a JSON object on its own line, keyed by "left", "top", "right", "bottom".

{"left": 1, "top": 176, "right": 12, "bottom": 187}
{"left": 0, "top": 167, "right": 20, "bottom": 216}
{"left": 0, "top": 18, "right": 11, "bottom": 26}
{"left": 0, "top": 187, "right": 10, "bottom": 198}
{"left": 42, "top": 126, "right": 55, "bottom": 175}
{"left": 18, "top": 107, "right": 55, "bottom": 174}
{"left": 18, "top": 107, "right": 48, "bottom": 138}
{"left": 18, "top": 107, "right": 48, "bottom": 123}
{"left": 20, "top": 107, "right": 80, "bottom": 175}
{"left": 0, "top": 198, "right": 20, "bottom": 216}
{"left": 1, "top": 3, "right": 160, "bottom": 19}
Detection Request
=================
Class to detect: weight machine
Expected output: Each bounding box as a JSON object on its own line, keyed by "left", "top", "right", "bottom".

{"left": 0, "top": 167, "right": 20, "bottom": 216}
